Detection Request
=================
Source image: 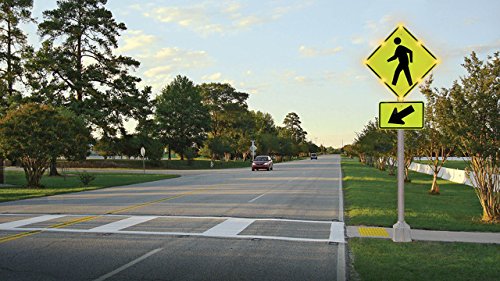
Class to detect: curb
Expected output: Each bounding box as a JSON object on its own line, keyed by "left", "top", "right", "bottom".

{"left": 347, "top": 225, "right": 500, "bottom": 244}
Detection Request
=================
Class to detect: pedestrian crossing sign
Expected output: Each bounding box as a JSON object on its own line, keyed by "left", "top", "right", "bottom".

{"left": 365, "top": 25, "right": 438, "bottom": 99}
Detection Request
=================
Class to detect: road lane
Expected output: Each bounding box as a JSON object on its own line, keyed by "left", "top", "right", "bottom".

{"left": 0, "top": 154, "right": 344, "bottom": 280}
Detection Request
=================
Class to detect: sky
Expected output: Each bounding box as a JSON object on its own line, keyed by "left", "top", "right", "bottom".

{"left": 26, "top": 0, "right": 500, "bottom": 147}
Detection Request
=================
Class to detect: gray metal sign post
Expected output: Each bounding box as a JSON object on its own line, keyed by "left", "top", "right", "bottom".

{"left": 392, "top": 130, "right": 411, "bottom": 242}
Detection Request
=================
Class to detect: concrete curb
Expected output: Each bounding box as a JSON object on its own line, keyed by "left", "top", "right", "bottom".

{"left": 347, "top": 225, "right": 500, "bottom": 244}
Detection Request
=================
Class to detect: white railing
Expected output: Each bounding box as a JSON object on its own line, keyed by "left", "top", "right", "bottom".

{"left": 409, "top": 162, "right": 474, "bottom": 186}
{"left": 409, "top": 162, "right": 500, "bottom": 192}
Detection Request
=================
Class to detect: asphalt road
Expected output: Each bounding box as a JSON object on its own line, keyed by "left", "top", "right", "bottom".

{"left": 0, "top": 154, "right": 345, "bottom": 281}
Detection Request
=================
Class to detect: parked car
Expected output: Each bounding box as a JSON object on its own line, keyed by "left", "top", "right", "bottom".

{"left": 310, "top": 153, "right": 318, "bottom": 160}
{"left": 252, "top": 155, "right": 273, "bottom": 171}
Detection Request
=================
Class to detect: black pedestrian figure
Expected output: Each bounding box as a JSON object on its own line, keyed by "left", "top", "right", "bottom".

{"left": 387, "top": 37, "right": 413, "bottom": 86}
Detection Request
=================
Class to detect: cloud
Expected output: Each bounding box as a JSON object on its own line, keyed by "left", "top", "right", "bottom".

{"left": 444, "top": 39, "right": 500, "bottom": 59}
{"left": 236, "top": 15, "right": 264, "bottom": 28}
{"left": 351, "top": 36, "right": 364, "bottom": 45}
{"left": 116, "top": 30, "right": 156, "bottom": 53}
{"left": 299, "top": 45, "right": 343, "bottom": 57}
{"left": 139, "top": 1, "right": 310, "bottom": 36}
{"left": 144, "top": 65, "right": 173, "bottom": 78}
{"left": 142, "top": 47, "right": 213, "bottom": 79}
{"left": 294, "top": 76, "right": 308, "bottom": 83}
{"left": 201, "top": 72, "right": 222, "bottom": 81}
{"left": 462, "top": 40, "right": 500, "bottom": 54}
{"left": 279, "top": 70, "right": 314, "bottom": 85}
{"left": 272, "top": 1, "right": 313, "bottom": 20}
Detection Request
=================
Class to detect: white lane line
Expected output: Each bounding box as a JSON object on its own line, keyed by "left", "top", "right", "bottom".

{"left": 0, "top": 215, "right": 65, "bottom": 229}
{"left": 337, "top": 243, "right": 346, "bottom": 281}
{"left": 202, "top": 218, "right": 254, "bottom": 236}
{"left": 329, "top": 221, "right": 345, "bottom": 243}
{"left": 93, "top": 248, "right": 163, "bottom": 281}
{"left": 248, "top": 192, "right": 267, "bottom": 203}
{"left": 89, "top": 216, "right": 157, "bottom": 232}
{"left": 336, "top": 155, "right": 346, "bottom": 281}
{"left": 338, "top": 163, "right": 344, "bottom": 222}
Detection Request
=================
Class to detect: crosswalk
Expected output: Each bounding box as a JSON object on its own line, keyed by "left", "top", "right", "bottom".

{"left": 0, "top": 213, "right": 345, "bottom": 243}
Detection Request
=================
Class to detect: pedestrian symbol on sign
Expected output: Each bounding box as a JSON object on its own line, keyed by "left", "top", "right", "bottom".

{"left": 387, "top": 37, "right": 413, "bottom": 87}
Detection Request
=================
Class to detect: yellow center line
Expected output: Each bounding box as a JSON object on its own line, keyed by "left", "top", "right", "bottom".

{"left": 0, "top": 230, "right": 42, "bottom": 243}
{"left": 49, "top": 215, "right": 100, "bottom": 229}
{"left": 0, "top": 185, "right": 219, "bottom": 244}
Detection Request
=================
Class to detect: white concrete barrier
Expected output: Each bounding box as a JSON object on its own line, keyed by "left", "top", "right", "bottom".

{"left": 409, "top": 162, "right": 474, "bottom": 186}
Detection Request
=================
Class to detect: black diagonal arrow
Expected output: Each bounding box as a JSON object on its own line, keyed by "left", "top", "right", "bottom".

{"left": 388, "top": 105, "right": 415, "bottom": 125}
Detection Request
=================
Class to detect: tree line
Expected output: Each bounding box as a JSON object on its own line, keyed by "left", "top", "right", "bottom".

{"left": 344, "top": 52, "right": 499, "bottom": 223}
{"left": 0, "top": 0, "right": 323, "bottom": 188}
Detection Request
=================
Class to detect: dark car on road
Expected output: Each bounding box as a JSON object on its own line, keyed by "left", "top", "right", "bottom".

{"left": 310, "top": 153, "right": 318, "bottom": 160}
{"left": 252, "top": 155, "right": 273, "bottom": 171}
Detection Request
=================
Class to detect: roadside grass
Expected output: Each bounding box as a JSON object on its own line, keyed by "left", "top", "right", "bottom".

{"left": 0, "top": 171, "right": 179, "bottom": 202}
{"left": 342, "top": 157, "right": 500, "bottom": 232}
{"left": 59, "top": 158, "right": 250, "bottom": 170}
{"left": 49, "top": 156, "right": 306, "bottom": 170}
{"left": 349, "top": 238, "right": 500, "bottom": 281}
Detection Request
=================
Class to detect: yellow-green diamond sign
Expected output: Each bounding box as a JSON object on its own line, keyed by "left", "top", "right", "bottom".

{"left": 366, "top": 25, "right": 438, "bottom": 99}
{"left": 379, "top": 101, "right": 424, "bottom": 129}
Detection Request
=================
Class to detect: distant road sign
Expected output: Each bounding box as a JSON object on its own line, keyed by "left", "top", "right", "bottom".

{"left": 379, "top": 101, "right": 424, "bottom": 129}
{"left": 366, "top": 25, "right": 437, "bottom": 99}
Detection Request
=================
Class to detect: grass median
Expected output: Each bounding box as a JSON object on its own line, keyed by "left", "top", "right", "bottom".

{"left": 342, "top": 157, "right": 500, "bottom": 232}
{"left": 343, "top": 157, "right": 499, "bottom": 281}
{"left": 349, "top": 238, "right": 500, "bottom": 281}
{"left": 0, "top": 171, "right": 179, "bottom": 202}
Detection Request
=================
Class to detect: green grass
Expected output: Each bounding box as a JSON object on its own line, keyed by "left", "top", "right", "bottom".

{"left": 61, "top": 158, "right": 251, "bottom": 170}
{"left": 0, "top": 171, "right": 179, "bottom": 202}
{"left": 57, "top": 156, "right": 306, "bottom": 170}
{"left": 349, "top": 238, "right": 500, "bottom": 281}
{"left": 342, "top": 157, "right": 500, "bottom": 232}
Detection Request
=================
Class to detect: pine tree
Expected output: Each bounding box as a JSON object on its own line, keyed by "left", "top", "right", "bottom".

{"left": 0, "top": 0, "right": 34, "bottom": 183}
{"left": 37, "top": 0, "right": 151, "bottom": 136}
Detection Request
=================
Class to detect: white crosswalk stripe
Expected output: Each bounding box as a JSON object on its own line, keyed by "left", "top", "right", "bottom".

{"left": 0, "top": 214, "right": 345, "bottom": 243}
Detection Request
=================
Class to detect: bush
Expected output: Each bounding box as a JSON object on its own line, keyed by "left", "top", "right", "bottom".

{"left": 79, "top": 172, "right": 96, "bottom": 186}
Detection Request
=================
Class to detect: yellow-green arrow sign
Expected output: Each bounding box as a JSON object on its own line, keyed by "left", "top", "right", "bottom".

{"left": 379, "top": 102, "right": 424, "bottom": 129}
{"left": 366, "top": 25, "right": 438, "bottom": 99}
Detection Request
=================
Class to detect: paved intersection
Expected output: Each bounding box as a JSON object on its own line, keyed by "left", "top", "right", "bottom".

{"left": 0, "top": 155, "right": 344, "bottom": 281}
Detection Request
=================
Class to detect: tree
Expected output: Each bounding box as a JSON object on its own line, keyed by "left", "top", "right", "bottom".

{"left": 443, "top": 52, "right": 499, "bottom": 222}
{"left": 256, "top": 133, "right": 280, "bottom": 156}
{"left": 199, "top": 83, "right": 248, "bottom": 136}
{"left": 155, "top": 75, "right": 210, "bottom": 160}
{"left": 36, "top": 0, "right": 151, "bottom": 137}
{"left": 283, "top": 112, "right": 307, "bottom": 143}
{"left": 342, "top": 144, "right": 355, "bottom": 158}
{"left": 94, "top": 136, "right": 118, "bottom": 159}
{"left": 0, "top": 103, "right": 91, "bottom": 188}
{"left": 420, "top": 76, "right": 457, "bottom": 194}
{"left": 199, "top": 82, "right": 250, "bottom": 160}
{"left": 252, "top": 110, "right": 276, "bottom": 135}
{"left": 403, "top": 130, "right": 420, "bottom": 181}
{"left": 0, "top": 0, "right": 33, "bottom": 108}
{"left": 0, "top": 0, "right": 34, "bottom": 184}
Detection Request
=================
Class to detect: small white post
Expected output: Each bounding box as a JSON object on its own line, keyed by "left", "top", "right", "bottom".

{"left": 140, "top": 146, "right": 146, "bottom": 174}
